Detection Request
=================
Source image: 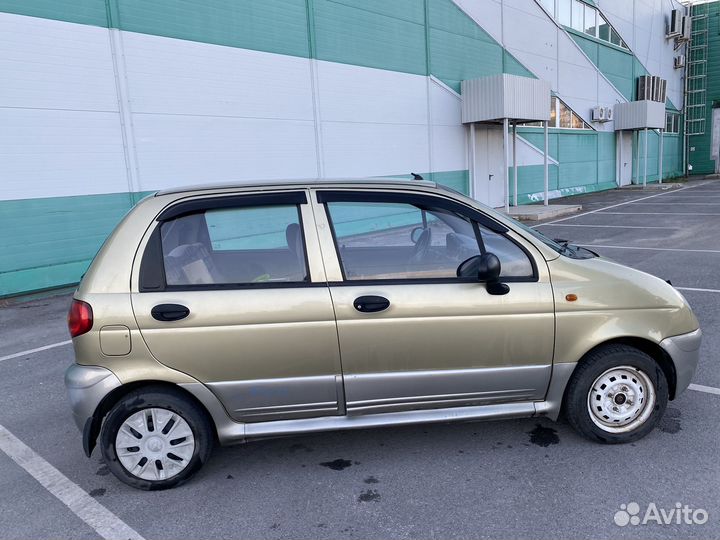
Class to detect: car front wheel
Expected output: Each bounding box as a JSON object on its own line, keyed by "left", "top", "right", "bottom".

{"left": 99, "top": 386, "right": 214, "bottom": 490}
{"left": 565, "top": 344, "right": 669, "bottom": 443}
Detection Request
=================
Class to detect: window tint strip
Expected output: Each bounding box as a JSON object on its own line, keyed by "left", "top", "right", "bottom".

{"left": 157, "top": 191, "right": 307, "bottom": 222}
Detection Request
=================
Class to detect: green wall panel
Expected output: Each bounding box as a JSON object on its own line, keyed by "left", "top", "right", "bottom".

{"left": 0, "top": 0, "right": 108, "bottom": 27}
{"left": 0, "top": 193, "right": 136, "bottom": 297}
{"left": 388, "top": 170, "right": 470, "bottom": 196}
{"left": 313, "top": 0, "right": 427, "bottom": 74}
{"left": 689, "top": 2, "right": 720, "bottom": 175}
{"left": 116, "top": 0, "right": 310, "bottom": 58}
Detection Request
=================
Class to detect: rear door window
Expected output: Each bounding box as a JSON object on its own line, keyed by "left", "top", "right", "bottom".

{"left": 158, "top": 204, "right": 308, "bottom": 287}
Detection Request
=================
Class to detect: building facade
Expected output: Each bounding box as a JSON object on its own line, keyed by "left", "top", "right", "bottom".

{"left": 687, "top": 1, "right": 720, "bottom": 175}
{"left": 0, "top": 0, "right": 691, "bottom": 296}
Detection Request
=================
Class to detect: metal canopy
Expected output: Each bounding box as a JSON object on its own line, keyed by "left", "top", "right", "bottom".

{"left": 461, "top": 74, "right": 551, "bottom": 124}
{"left": 613, "top": 100, "right": 665, "bottom": 130}
{"left": 462, "top": 74, "right": 551, "bottom": 212}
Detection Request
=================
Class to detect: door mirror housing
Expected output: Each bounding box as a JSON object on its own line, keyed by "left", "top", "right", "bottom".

{"left": 456, "top": 253, "right": 510, "bottom": 295}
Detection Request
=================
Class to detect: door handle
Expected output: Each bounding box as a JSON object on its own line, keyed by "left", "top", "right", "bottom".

{"left": 354, "top": 296, "right": 390, "bottom": 313}
{"left": 151, "top": 303, "right": 190, "bottom": 321}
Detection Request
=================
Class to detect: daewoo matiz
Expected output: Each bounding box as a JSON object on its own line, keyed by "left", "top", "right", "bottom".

{"left": 65, "top": 179, "right": 701, "bottom": 489}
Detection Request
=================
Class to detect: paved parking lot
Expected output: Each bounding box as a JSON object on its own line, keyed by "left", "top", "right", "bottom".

{"left": 1, "top": 178, "right": 719, "bottom": 540}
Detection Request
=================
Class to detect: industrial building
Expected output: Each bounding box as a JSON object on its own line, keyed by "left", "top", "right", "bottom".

{"left": 0, "top": 0, "right": 709, "bottom": 296}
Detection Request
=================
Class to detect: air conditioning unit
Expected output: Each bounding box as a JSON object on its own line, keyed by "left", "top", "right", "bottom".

{"left": 592, "top": 106, "right": 612, "bottom": 122}
{"left": 637, "top": 75, "right": 667, "bottom": 103}
{"left": 674, "top": 54, "right": 686, "bottom": 69}
{"left": 683, "top": 15, "right": 692, "bottom": 40}
{"left": 667, "top": 9, "right": 682, "bottom": 37}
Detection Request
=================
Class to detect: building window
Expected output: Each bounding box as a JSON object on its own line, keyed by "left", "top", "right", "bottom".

{"left": 571, "top": 0, "right": 584, "bottom": 31}
{"left": 665, "top": 113, "right": 681, "bottom": 134}
{"left": 557, "top": 0, "right": 572, "bottom": 26}
{"left": 519, "top": 96, "right": 592, "bottom": 130}
{"left": 540, "top": 0, "right": 629, "bottom": 50}
{"left": 584, "top": 4, "right": 597, "bottom": 36}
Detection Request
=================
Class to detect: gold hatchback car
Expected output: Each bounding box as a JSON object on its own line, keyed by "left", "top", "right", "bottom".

{"left": 65, "top": 179, "right": 701, "bottom": 489}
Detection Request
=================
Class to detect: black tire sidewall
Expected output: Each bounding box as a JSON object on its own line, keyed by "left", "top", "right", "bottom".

{"left": 100, "top": 388, "right": 213, "bottom": 490}
{"left": 565, "top": 346, "right": 669, "bottom": 444}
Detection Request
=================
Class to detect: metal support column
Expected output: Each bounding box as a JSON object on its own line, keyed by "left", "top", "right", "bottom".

{"left": 635, "top": 131, "right": 640, "bottom": 184}
{"left": 658, "top": 129, "right": 664, "bottom": 184}
{"left": 512, "top": 121, "right": 518, "bottom": 207}
{"left": 618, "top": 130, "right": 623, "bottom": 186}
{"left": 469, "top": 123, "right": 476, "bottom": 199}
{"left": 503, "top": 118, "right": 509, "bottom": 213}
{"left": 543, "top": 121, "right": 549, "bottom": 205}
{"left": 643, "top": 127, "right": 648, "bottom": 187}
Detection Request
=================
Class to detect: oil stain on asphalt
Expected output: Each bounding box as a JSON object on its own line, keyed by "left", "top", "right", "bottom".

{"left": 528, "top": 424, "right": 560, "bottom": 447}
{"left": 320, "top": 459, "right": 353, "bottom": 470}
{"left": 358, "top": 489, "right": 381, "bottom": 502}
{"left": 659, "top": 407, "right": 682, "bottom": 434}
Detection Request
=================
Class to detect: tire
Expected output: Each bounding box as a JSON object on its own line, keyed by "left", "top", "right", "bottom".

{"left": 564, "top": 344, "right": 668, "bottom": 444}
{"left": 100, "top": 386, "right": 214, "bottom": 490}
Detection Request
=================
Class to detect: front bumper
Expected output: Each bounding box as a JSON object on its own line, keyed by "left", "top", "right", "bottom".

{"left": 64, "top": 363, "right": 122, "bottom": 432}
{"left": 659, "top": 328, "right": 702, "bottom": 397}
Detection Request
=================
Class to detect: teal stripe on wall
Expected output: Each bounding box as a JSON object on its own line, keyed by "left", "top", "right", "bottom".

{"left": 0, "top": 0, "right": 108, "bottom": 27}
{"left": 389, "top": 170, "right": 470, "bottom": 195}
{"left": 0, "top": 192, "right": 139, "bottom": 297}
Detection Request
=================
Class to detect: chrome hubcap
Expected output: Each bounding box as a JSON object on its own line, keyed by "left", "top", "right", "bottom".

{"left": 587, "top": 366, "right": 656, "bottom": 433}
{"left": 115, "top": 408, "right": 195, "bottom": 481}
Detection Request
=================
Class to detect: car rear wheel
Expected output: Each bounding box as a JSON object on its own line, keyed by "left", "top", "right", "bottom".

{"left": 100, "top": 386, "right": 213, "bottom": 490}
{"left": 565, "top": 344, "right": 668, "bottom": 443}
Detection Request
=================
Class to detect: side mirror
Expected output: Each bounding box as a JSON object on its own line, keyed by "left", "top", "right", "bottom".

{"left": 456, "top": 253, "right": 510, "bottom": 295}
{"left": 410, "top": 226, "right": 424, "bottom": 244}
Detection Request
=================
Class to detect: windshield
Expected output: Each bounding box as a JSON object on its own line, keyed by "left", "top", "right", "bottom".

{"left": 512, "top": 220, "right": 597, "bottom": 259}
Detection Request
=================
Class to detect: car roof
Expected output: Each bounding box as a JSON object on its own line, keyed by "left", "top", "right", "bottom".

{"left": 154, "top": 178, "right": 437, "bottom": 196}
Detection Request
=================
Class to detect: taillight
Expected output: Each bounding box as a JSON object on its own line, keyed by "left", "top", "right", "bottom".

{"left": 68, "top": 299, "right": 93, "bottom": 338}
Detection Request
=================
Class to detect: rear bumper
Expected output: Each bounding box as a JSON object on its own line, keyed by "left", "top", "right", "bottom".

{"left": 660, "top": 328, "right": 702, "bottom": 397}
{"left": 64, "top": 363, "right": 121, "bottom": 432}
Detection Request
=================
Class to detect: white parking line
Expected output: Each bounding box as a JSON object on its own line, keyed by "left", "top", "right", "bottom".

{"left": 536, "top": 181, "right": 713, "bottom": 226}
{"left": 578, "top": 244, "right": 720, "bottom": 254}
{"left": 627, "top": 202, "right": 720, "bottom": 205}
{"left": 676, "top": 286, "right": 720, "bottom": 293}
{"left": 594, "top": 212, "right": 720, "bottom": 216}
{"left": 536, "top": 223, "right": 678, "bottom": 229}
{"left": 0, "top": 340, "right": 71, "bottom": 363}
{"left": 0, "top": 424, "right": 145, "bottom": 540}
{"left": 689, "top": 384, "right": 720, "bottom": 396}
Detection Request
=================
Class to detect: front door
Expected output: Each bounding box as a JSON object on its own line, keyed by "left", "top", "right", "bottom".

{"left": 473, "top": 125, "right": 506, "bottom": 208}
{"left": 131, "top": 191, "right": 343, "bottom": 422}
{"left": 312, "top": 189, "right": 554, "bottom": 415}
{"left": 617, "top": 131, "right": 633, "bottom": 186}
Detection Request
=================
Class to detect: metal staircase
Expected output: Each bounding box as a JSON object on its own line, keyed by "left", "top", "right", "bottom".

{"left": 685, "top": 2, "right": 709, "bottom": 136}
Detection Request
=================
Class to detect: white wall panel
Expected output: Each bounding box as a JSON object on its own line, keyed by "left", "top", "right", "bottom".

{"left": 0, "top": 13, "right": 118, "bottom": 111}
{"left": 322, "top": 122, "right": 430, "bottom": 178}
{"left": 430, "top": 78, "right": 462, "bottom": 126}
{"left": 132, "top": 115, "right": 319, "bottom": 190}
{"left": 0, "top": 109, "right": 128, "bottom": 200}
{"left": 432, "top": 125, "right": 467, "bottom": 172}
{"left": 0, "top": 13, "right": 128, "bottom": 201}
{"left": 317, "top": 61, "right": 428, "bottom": 125}
{"left": 122, "top": 32, "right": 315, "bottom": 120}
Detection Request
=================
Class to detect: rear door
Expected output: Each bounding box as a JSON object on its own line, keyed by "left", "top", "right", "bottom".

{"left": 311, "top": 189, "right": 555, "bottom": 415}
{"left": 131, "top": 190, "right": 343, "bottom": 422}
